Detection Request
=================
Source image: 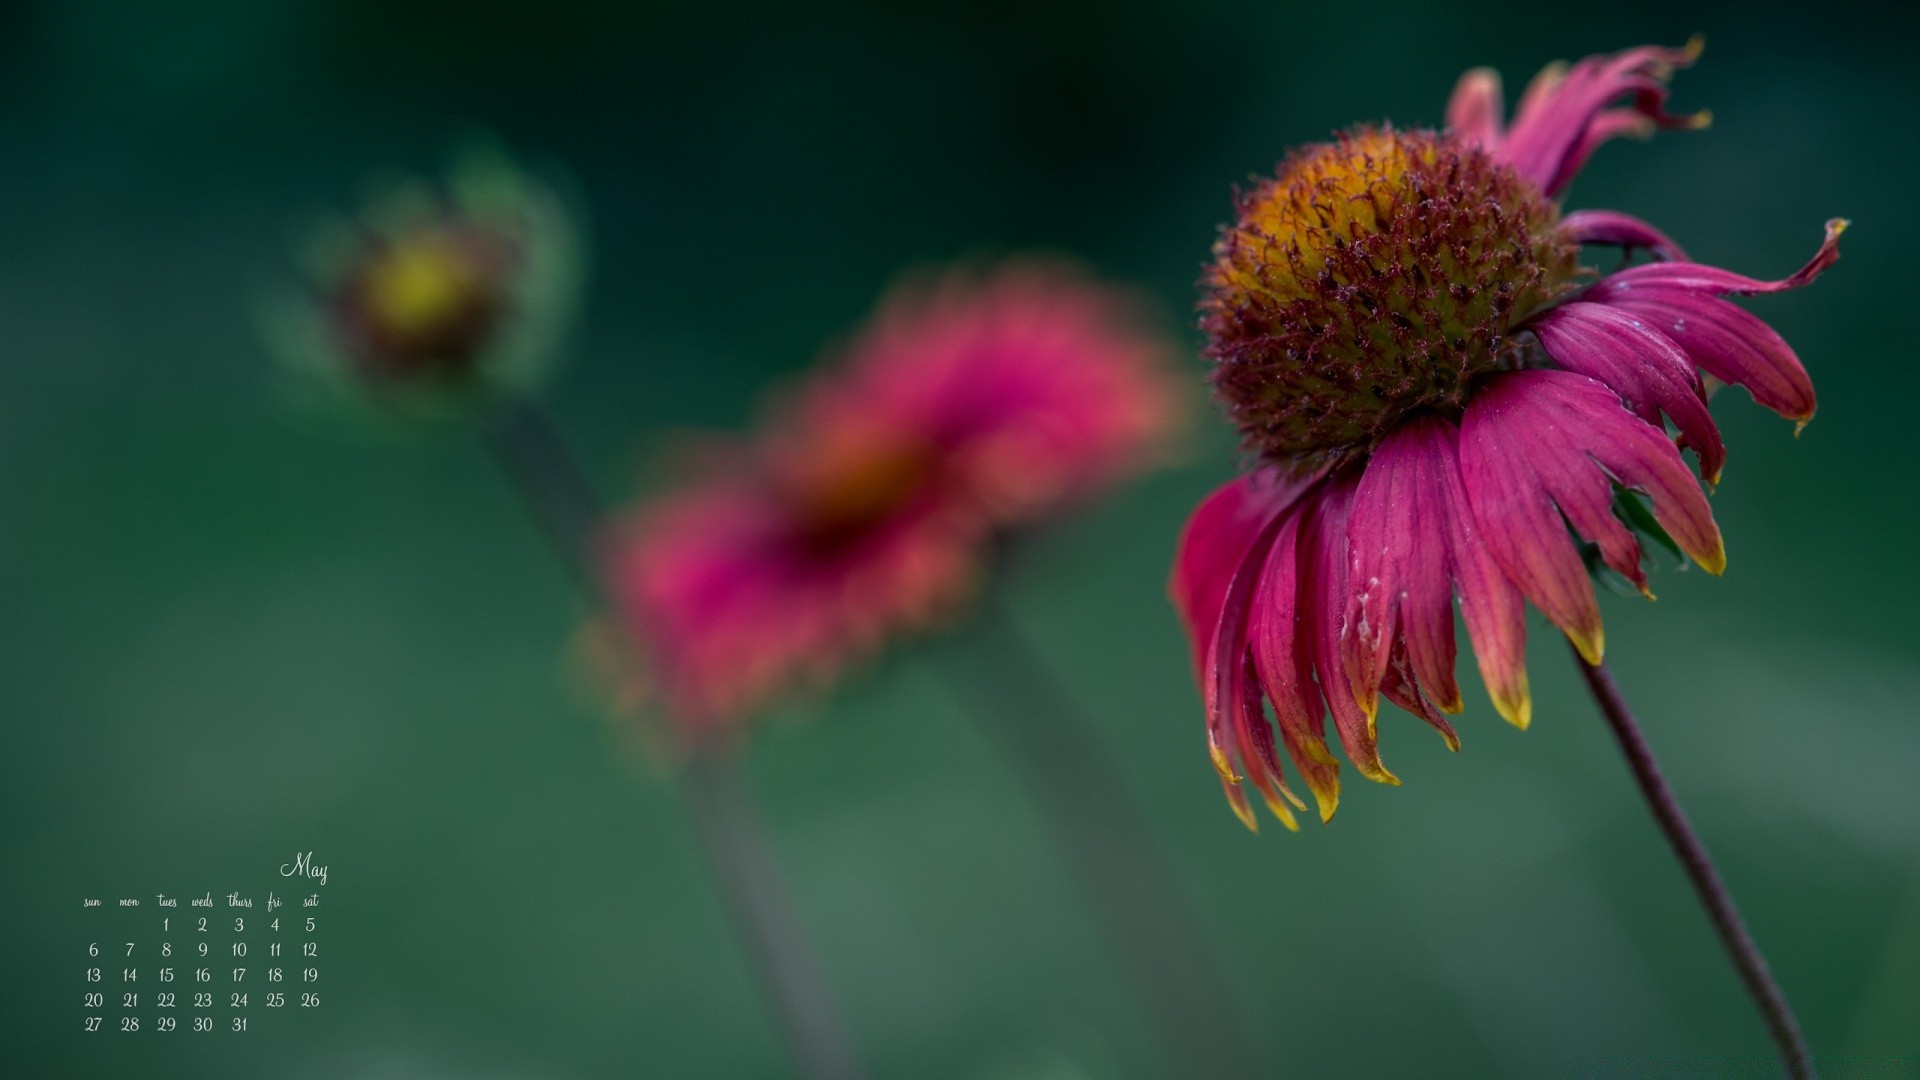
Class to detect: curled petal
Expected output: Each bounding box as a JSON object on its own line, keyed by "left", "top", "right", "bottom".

{"left": 1589, "top": 218, "right": 1846, "bottom": 298}
{"left": 1462, "top": 372, "right": 1725, "bottom": 661}
{"left": 1593, "top": 291, "right": 1816, "bottom": 426}
{"left": 1446, "top": 66, "right": 1506, "bottom": 149}
{"left": 1560, "top": 209, "right": 1688, "bottom": 262}
{"left": 1530, "top": 301, "right": 1724, "bottom": 483}
{"left": 1499, "top": 40, "right": 1707, "bottom": 196}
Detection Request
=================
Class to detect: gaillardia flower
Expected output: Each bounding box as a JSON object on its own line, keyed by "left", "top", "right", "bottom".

{"left": 608, "top": 262, "right": 1179, "bottom": 739}
{"left": 1173, "top": 42, "right": 1844, "bottom": 831}
{"left": 265, "top": 147, "right": 583, "bottom": 415}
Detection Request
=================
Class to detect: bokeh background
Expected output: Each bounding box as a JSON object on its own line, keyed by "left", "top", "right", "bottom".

{"left": 3, "top": 0, "right": 1916, "bottom": 1076}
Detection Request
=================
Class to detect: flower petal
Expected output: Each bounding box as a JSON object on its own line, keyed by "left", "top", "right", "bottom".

{"left": 1198, "top": 496, "right": 1294, "bottom": 832}
{"left": 1588, "top": 218, "right": 1846, "bottom": 298}
{"left": 1559, "top": 209, "right": 1688, "bottom": 262}
{"left": 1171, "top": 476, "right": 1267, "bottom": 683}
{"left": 1345, "top": 416, "right": 1461, "bottom": 719}
{"left": 1301, "top": 476, "right": 1398, "bottom": 785}
{"left": 1593, "top": 290, "right": 1816, "bottom": 426}
{"left": 1446, "top": 66, "right": 1506, "bottom": 149}
{"left": 1249, "top": 509, "right": 1341, "bottom": 821}
{"left": 1343, "top": 414, "right": 1531, "bottom": 729}
{"left": 1499, "top": 40, "right": 1707, "bottom": 196}
{"left": 1530, "top": 301, "right": 1724, "bottom": 484}
{"left": 1463, "top": 372, "right": 1724, "bottom": 662}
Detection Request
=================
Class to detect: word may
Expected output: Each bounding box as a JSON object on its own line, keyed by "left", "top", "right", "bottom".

{"left": 279, "top": 852, "right": 328, "bottom": 887}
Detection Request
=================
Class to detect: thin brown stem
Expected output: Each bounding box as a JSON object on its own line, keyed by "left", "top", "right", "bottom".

{"left": 483, "top": 399, "right": 864, "bottom": 1080}
{"left": 1571, "top": 644, "right": 1816, "bottom": 1080}
{"left": 936, "top": 594, "right": 1265, "bottom": 1077}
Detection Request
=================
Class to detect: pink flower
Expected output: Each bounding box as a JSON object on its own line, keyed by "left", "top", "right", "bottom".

{"left": 610, "top": 262, "right": 1180, "bottom": 740}
{"left": 1173, "top": 42, "right": 1845, "bottom": 831}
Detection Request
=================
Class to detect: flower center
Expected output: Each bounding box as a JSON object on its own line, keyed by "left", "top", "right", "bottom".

{"left": 1202, "top": 127, "right": 1577, "bottom": 467}
{"left": 774, "top": 424, "right": 936, "bottom": 554}
{"left": 338, "top": 225, "right": 512, "bottom": 381}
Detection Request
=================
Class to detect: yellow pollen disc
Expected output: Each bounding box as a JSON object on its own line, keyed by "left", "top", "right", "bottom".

{"left": 363, "top": 234, "right": 486, "bottom": 342}
{"left": 1203, "top": 127, "right": 1577, "bottom": 467}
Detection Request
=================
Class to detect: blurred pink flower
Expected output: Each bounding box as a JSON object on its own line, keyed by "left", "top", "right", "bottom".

{"left": 609, "top": 262, "right": 1180, "bottom": 740}
{"left": 1174, "top": 42, "right": 1844, "bottom": 830}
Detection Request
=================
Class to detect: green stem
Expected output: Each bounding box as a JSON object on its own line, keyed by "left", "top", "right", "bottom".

{"left": 483, "top": 399, "right": 864, "bottom": 1080}
{"left": 1571, "top": 645, "right": 1815, "bottom": 1080}
{"left": 936, "top": 593, "right": 1265, "bottom": 1077}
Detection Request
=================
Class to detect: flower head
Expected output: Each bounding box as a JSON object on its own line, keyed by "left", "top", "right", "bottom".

{"left": 265, "top": 147, "right": 583, "bottom": 416}
{"left": 1173, "top": 42, "right": 1844, "bottom": 831}
{"left": 610, "top": 261, "right": 1180, "bottom": 741}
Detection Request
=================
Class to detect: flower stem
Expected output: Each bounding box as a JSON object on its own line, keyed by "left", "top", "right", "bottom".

{"left": 936, "top": 594, "right": 1265, "bottom": 1077}
{"left": 1570, "top": 645, "right": 1816, "bottom": 1079}
{"left": 483, "top": 399, "right": 864, "bottom": 1080}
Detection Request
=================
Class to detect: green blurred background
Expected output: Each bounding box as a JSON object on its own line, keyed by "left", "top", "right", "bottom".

{"left": 3, "top": 0, "right": 1916, "bottom": 1076}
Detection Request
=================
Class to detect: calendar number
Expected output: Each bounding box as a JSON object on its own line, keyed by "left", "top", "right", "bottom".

{"left": 232, "top": 968, "right": 246, "bottom": 981}
{"left": 192, "top": 1017, "right": 212, "bottom": 1032}
{"left": 87, "top": 942, "right": 98, "bottom": 957}
{"left": 84, "top": 968, "right": 101, "bottom": 982}
{"left": 233, "top": 1017, "right": 248, "bottom": 1032}
{"left": 83, "top": 992, "right": 102, "bottom": 1008}
{"left": 196, "top": 918, "right": 207, "bottom": 933}
{"left": 156, "top": 1016, "right": 176, "bottom": 1032}
{"left": 303, "top": 942, "right": 318, "bottom": 957}
{"left": 302, "top": 967, "right": 319, "bottom": 982}
{"left": 84, "top": 1016, "right": 101, "bottom": 1032}
{"left": 122, "top": 992, "right": 138, "bottom": 1008}
{"left": 161, "top": 942, "right": 172, "bottom": 957}
{"left": 159, "top": 968, "right": 174, "bottom": 982}
{"left": 120, "top": 1017, "right": 139, "bottom": 1032}
{"left": 300, "top": 992, "right": 319, "bottom": 1007}
{"left": 232, "top": 942, "right": 247, "bottom": 957}
{"left": 156, "top": 993, "right": 175, "bottom": 1007}
{"left": 265, "top": 992, "right": 286, "bottom": 1007}
{"left": 230, "top": 992, "right": 248, "bottom": 1007}
{"left": 193, "top": 992, "right": 212, "bottom": 1008}
{"left": 234, "top": 918, "right": 245, "bottom": 932}
{"left": 195, "top": 968, "right": 210, "bottom": 982}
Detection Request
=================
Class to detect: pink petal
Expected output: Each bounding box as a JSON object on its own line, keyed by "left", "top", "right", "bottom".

{"left": 1463, "top": 372, "right": 1724, "bottom": 663}
{"left": 1588, "top": 218, "right": 1846, "bottom": 297}
{"left": 1170, "top": 477, "right": 1266, "bottom": 683}
{"left": 1300, "top": 476, "right": 1397, "bottom": 785}
{"left": 1446, "top": 67, "right": 1506, "bottom": 149}
{"left": 1345, "top": 416, "right": 1461, "bottom": 718}
{"left": 1440, "top": 436, "right": 1533, "bottom": 730}
{"left": 1559, "top": 209, "right": 1688, "bottom": 262}
{"left": 1530, "top": 301, "right": 1724, "bottom": 483}
{"left": 1198, "top": 493, "right": 1294, "bottom": 832}
{"left": 1593, "top": 290, "right": 1816, "bottom": 425}
{"left": 1249, "top": 510, "right": 1341, "bottom": 821}
{"left": 1457, "top": 374, "right": 1607, "bottom": 662}
{"left": 1499, "top": 41, "right": 1706, "bottom": 196}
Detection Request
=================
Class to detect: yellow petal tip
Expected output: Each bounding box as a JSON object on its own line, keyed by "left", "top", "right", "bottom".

{"left": 1697, "top": 543, "right": 1728, "bottom": 576}
{"left": 1569, "top": 626, "right": 1605, "bottom": 666}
